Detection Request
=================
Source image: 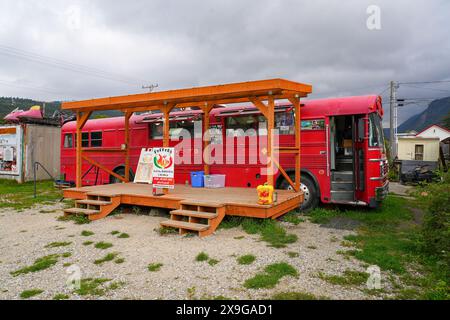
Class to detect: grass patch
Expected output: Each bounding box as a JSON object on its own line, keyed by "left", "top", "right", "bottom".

{"left": 195, "top": 252, "right": 209, "bottom": 262}
{"left": 45, "top": 241, "right": 72, "bottom": 248}
{"left": 318, "top": 270, "right": 369, "bottom": 286}
{"left": 287, "top": 252, "right": 299, "bottom": 258}
{"left": 57, "top": 214, "right": 90, "bottom": 224}
{"left": 61, "top": 252, "right": 72, "bottom": 258}
{"left": 117, "top": 233, "right": 130, "bottom": 238}
{"left": 20, "top": 289, "right": 43, "bottom": 299}
{"left": 94, "top": 241, "right": 113, "bottom": 250}
{"left": 237, "top": 254, "right": 256, "bottom": 265}
{"left": 282, "top": 211, "right": 304, "bottom": 225}
{"left": 82, "top": 241, "right": 93, "bottom": 246}
{"left": 272, "top": 291, "right": 325, "bottom": 300}
{"left": 11, "top": 254, "right": 60, "bottom": 276}
{"left": 244, "top": 262, "right": 298, "bottom": 289}
{"left": 148, "top": 262, "right": 163, "bottom": 272}
{"left": 110, "top": 230, "right": 120, "bottom": 235}
{"left": 74, "top": 278, "right": 111, "bottom": 296}
{"left": 220, "top": 216, "right": 297, "bottom": 248}
{"left": 155, "top": 226, "right": 178, "bottom": 235}
{"left": 0, "top": 180, "right": 62, "bottom": 210}
{"left": 108, "top": 281, "right": 126, "bottom": 290}
{"left": 53, "top": 293, "right": 69, "bottom": 300}
{"left": 63, "top": 262, "right": 72, "bottom": 267}
{"left": 81, "top": 230, "right": 94, "bottom": 236}
{"left": 233, "top": 236, "right": 245, "bottom": 240}
{"left": 115, "top": 258, "right": 125, "bottom": 264}
{"left": 94, "top": 253, "right": 118, "bottom": 265}
{"left": 208, "top": 258, "right": 220, "bottom": 266}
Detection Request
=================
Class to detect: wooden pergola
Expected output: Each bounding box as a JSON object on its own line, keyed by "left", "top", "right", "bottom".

{"left": 61, "top": 78, "right": 312, "bottom": 191}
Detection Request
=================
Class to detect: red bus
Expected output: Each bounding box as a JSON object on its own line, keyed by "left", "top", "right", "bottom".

{"left": 60, "top": 95, "right": 388, "bottom": 210}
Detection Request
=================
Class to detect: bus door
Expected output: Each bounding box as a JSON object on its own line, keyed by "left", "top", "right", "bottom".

{"left": 354, "top": 115, "right": 367, "bottom": 202}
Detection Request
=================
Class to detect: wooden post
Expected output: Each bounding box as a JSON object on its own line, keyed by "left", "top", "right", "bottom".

{"left": 124, "top": 111, "right": 132, "bottom": 182}
{"left": 267, "top": 96, "right": 275, "bottom": 186}
{"left": 203, "top": 103, "right": 211, "bottom": 175}
{"left": 76, "top": 112, "right": 82, "bottom": 188}
{"left": 162, "top": 104, "right": 174, "bottom": 194}
{"left": 292, "top": 97, "right": 301, "bottom": 191}
{"left": 75, "top": 110, "right": 92, "bottom": 188}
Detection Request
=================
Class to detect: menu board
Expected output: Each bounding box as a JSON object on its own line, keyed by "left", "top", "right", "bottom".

{"left": 0, "top": 126, "right": 21, "bottom": 175}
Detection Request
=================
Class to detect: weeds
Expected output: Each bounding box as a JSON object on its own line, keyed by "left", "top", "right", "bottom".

{"left": 244, "top": 262, "right": 298, "bottom": 289}
{"left": 237, "top": 254, "right": 256, "bottom": 265}
{"left": 45, "top": 241, "right": 72, "bottom": 248}
{"left": 94, "top": 253, "right": 118, "bottom": 265}
{"left": 94, "top": 241, "right": 113, "bottom": 250}
{"left": 148, "top": 263, "right": 163, "bottom": 272}
{"left": 74, "top": 278, "right": 111, "bottom": 296}
{"left": 11, "top": 254, "right": 60, "bottom": 276}
{"left": 317, "top": 270, "right": 369, "bottom": 286}
{"left": 53, "top": 293, "right": 69, "bottom": 300}
{"left": 81, "top": 230, "right": 94, "bottom": 236}
{"left": 20, "top": 289, "right": 43, "bottom": 299}
{"left": 195, "top": 252, "right": 209, "bottom": 262}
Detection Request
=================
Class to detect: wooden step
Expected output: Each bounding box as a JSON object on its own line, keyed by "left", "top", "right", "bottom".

{"left": 180, "top": 200, "right": 224, "bottom": 208}
{"left": 160, "top": 220, "right": 209, "bottom": 232}
{"left": 76, "top": 199, "right": 112, "bottom": 206}
{"left": 170, "top": 209, "right": 217, "bottom": 219}
{"left": 87, "top": 192, "right": 119, "bottom": 198}
{"left": 64, "top": 208, "right": 100, "bottom": 215}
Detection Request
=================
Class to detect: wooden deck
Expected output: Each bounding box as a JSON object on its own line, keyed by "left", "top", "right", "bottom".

{"left": 63, "top": 183, "right": 303, "bottom": 219}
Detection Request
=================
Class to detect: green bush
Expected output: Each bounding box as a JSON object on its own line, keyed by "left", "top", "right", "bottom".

{"left": 417, "top": 172, "right": 450, "bottom": 264}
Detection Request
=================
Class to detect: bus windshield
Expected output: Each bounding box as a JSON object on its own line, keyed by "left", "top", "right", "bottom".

{"left": 369, "top": 113, "right": 384, "bottom": 150}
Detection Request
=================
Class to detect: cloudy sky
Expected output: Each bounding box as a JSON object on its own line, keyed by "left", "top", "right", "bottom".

{"left": 1, "top": 0, "right": 449, "bottom": 125}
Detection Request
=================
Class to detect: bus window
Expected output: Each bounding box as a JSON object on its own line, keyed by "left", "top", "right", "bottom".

{"left": 226, "top": 115, "right": 257, "bottom": 137}
{"left": 63, "top": 133, "right": 73, "bottom": 148}
{"left": 149, "top": 120, "right": 202, "bottom": 140}
{"left": 275, "top": 111, "right": 294, "bottom": 134}
{"left": 369, "top": 113, "right": 384, "bottom": 148}
{"left": 90, "top": 131, "right": 102, "bottom": 147}
{"left": 81, "top": 132, "right": 89, "bottom": 147}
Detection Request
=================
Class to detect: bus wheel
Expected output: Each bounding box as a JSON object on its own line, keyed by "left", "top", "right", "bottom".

{"left": 279, "top": 175, "right": 319, "bottom": 211}
{"left": 109, "top": 167, "right": 134, "bottom": 184}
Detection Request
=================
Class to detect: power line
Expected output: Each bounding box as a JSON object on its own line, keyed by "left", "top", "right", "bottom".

{"left": 0, "top": 79, "right": 64, "bottom": 95}
{"left": 400, "top": 84, "right": 450, "bottom": 93}
{"left": 398, "top": 80, "right": 450, "bottom": 85}
{"left": 0, "top": 44, "right": 149, "bottom": 86}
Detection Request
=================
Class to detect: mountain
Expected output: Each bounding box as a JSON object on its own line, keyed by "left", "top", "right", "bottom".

{"left": 397, "top": 96, "right": 450, "bottom": 134}
{"left": 0, "top": 97, "right": 122, "bottom": 123}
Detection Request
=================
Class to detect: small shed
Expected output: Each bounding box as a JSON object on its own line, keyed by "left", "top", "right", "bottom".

{"left": 0, "top": 123, "right": 61, "bottom": 183}
{"left": 397, "top": 136, "right": 440, "bottom": 161}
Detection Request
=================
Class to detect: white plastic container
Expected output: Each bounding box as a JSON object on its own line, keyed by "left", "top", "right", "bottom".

{"left": 204, "top": 174, "right": 226, "bottom": 188}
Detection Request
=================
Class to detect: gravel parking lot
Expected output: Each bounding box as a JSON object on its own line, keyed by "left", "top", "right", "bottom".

{"left": 0, "top": 204, "right": 376, "bottom": 300}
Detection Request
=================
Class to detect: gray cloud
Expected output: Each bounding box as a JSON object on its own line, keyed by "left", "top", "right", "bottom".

{"left": 0, "top": 0, "right": 449, "bottom": 125}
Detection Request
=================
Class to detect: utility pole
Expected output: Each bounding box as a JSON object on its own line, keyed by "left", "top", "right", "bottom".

{"left": 142, "top": 84, "right": 158, "bottom": 92}
{"left": 389, "top": 81, "right": 399, "bottom": 159}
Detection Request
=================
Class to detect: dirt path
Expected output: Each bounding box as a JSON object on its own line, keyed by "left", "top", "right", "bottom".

{"left": 0, "top": 204, "right": 378, "bottom": 300}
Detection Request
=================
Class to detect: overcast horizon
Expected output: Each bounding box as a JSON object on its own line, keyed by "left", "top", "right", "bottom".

{"left": 1, "top": 0, "right": 450, "bottom": 125}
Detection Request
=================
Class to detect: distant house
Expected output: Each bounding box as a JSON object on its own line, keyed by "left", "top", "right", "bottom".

{"left": 397, "top": 124, "right": 450, "bottom": 162}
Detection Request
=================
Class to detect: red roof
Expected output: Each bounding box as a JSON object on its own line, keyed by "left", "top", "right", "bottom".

{"left": 415, "top": 123, "right": 450, "bottom": 136}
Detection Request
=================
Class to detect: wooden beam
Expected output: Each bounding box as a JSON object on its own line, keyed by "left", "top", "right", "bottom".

{"left": 288, "top": 97, "right": 301, "bottom": 191}
{"left": 75, "top": 111, "right": 91, "bottom": 187}
{"left": 272, "top": 157, "right": 298, "bottom": 192}
{"left": 201, "top": 103, "right": 213, "bottom": 175}
{"left": 124, "top": 111, "right": 132, "bottom": 182}
{"left": 267, "top": 96, "right": 275, "bottom": 186}
{"left": 249, "top": 97, "right": 269, "bottom": 118}
{"left": 82, "top": 155, "right": 127, "bottom": 182}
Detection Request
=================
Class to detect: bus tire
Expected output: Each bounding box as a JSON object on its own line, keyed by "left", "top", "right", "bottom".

{"left": 109, "top": 167, "right": 134, "bottom": 184}
{"left": 279, "top": 175, "right": 319, "bottom": 211}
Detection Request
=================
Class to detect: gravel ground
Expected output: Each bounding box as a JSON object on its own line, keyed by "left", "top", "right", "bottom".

{"left": 0, "top": 204, "right": 380, "bottom": 300}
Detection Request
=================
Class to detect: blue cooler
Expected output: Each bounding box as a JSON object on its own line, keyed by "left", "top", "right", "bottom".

{"left": 190, "top": 171, "right": 205, "bottom": 188}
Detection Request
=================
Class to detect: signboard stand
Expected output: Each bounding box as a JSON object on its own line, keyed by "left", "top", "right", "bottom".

{"left": 134, "top": 148, "right": 153, "bottom": 184}
{"left": 151, "top": 147, "right": 175, "bottom": 192}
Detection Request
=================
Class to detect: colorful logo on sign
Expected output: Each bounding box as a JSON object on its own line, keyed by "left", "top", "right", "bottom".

{"left": 154, "top": 153, "right": 173, "bottom": 169}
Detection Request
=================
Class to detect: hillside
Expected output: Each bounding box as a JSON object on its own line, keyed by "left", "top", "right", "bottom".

{"left": 0, "top": 97, "right": 122, "bottom": 123}
{"left": 398, "top": 96, "right": 450, "bottom": 133}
